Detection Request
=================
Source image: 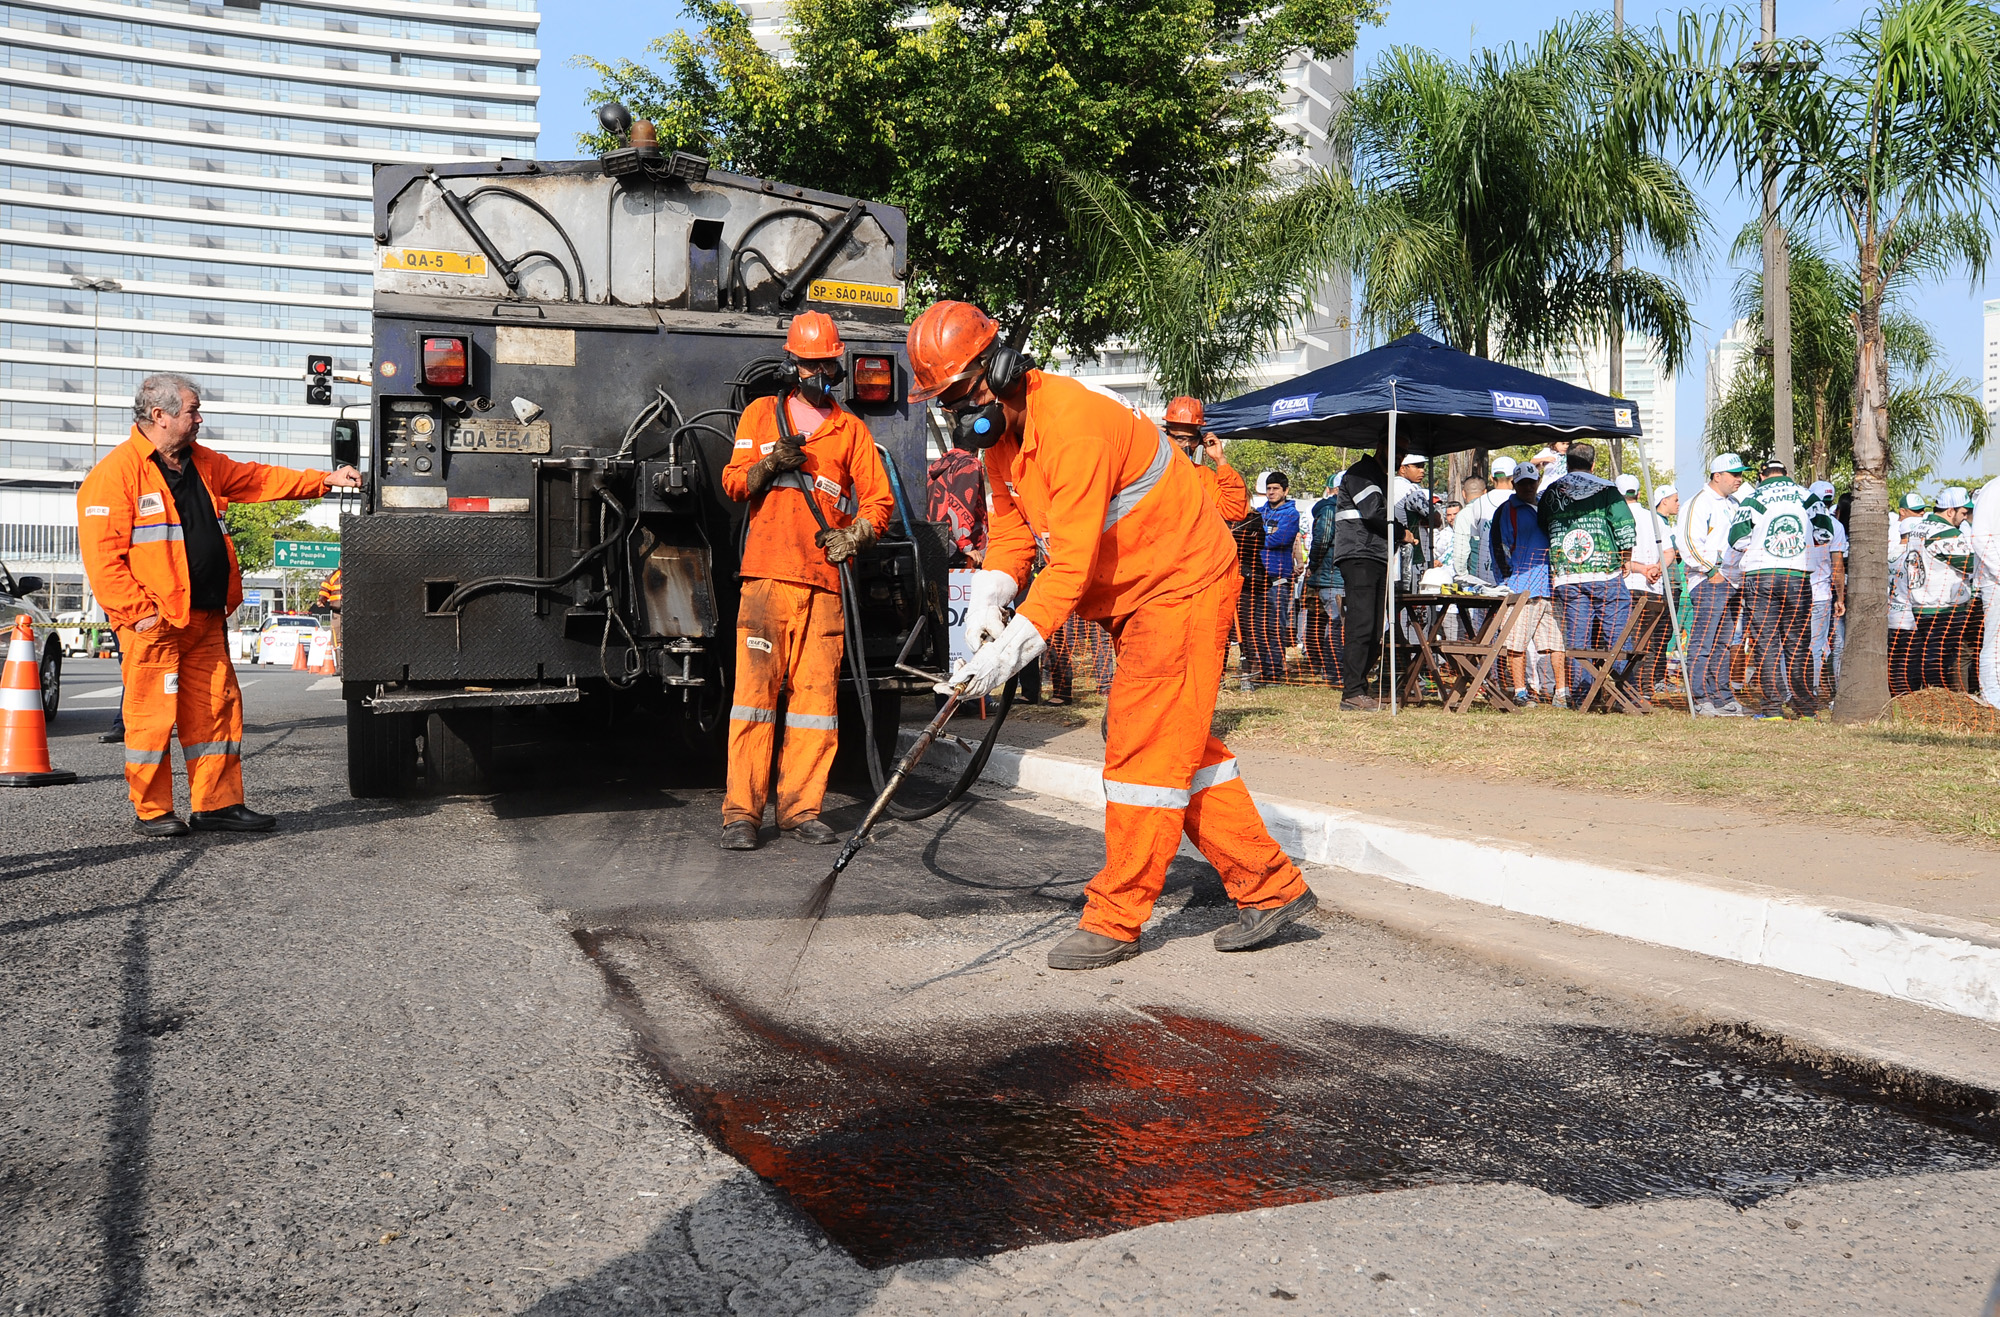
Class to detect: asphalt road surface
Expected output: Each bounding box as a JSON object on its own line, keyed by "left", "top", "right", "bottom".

{"left": 5, "top": 660, "right": 1998, "bottom": 1314}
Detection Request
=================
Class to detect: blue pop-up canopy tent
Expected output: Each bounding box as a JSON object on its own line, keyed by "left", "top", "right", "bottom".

{"left": 1204, "top": 331, "right": 1642, "bottom": 451}
{"left": 1204, "top": 332, "right": 1680, "bottom": 713}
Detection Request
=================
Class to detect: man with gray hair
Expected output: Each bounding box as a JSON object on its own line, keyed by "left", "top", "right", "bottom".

{"left": 77, "top": 373, "right": 360, "bottom": 836}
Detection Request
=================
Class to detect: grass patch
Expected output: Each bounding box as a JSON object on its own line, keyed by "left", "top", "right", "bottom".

{"left": 1011, "top": 687, "right": 2000, "bottom": 846}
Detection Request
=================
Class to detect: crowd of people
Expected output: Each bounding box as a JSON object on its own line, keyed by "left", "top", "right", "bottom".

{"left": 933, "top": 403, "right": 2000, "bottom": 718}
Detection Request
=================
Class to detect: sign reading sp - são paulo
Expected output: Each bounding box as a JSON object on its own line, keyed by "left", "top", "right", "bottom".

{"left": 273, "top": 540, "right": 341, "bottom": 570}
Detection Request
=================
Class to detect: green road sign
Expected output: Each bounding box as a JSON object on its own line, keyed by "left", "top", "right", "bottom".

{"left": 273, "top": 539, "right": 341, "bottom": 570}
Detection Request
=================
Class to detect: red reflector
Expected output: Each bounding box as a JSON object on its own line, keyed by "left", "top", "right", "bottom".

{"left": 422, "top": 336, "right": 467, "bottom": 387}
{"left": 447, "top": 497, "right": 489, "bottom": 511}
{"left": 853, "top": 355, "right": 893, "bottom": 402}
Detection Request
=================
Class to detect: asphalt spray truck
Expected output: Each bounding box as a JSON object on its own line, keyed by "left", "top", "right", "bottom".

{"left": 337, "top": 112, "right": 952, "bottom": 796}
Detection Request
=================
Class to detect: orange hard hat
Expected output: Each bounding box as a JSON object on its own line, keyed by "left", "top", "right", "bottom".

{"left": 785, "top": 310, "right": 845, "bottom": 360}
{"left": 1164, "top": 396, "right": 1204, "bottom": 428}
{"left": 906, "top": 300, "right": 999, "bottom": 402}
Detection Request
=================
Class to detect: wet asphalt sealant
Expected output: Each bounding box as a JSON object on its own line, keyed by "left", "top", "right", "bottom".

{"left": 572, "top": 927, "right": 2000, "bottom": 1270}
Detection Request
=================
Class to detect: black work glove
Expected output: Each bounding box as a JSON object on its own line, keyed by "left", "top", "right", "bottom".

{"left": 815, "top": 518, "right": 878, "bottom": 563}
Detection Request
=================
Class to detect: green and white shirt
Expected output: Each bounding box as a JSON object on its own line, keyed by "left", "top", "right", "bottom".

{"left": 1725, "top": 476, "right": 1833, "bottom": 577}
{"left": 1536, "top": 472, "right": 1637, "bottom": 585}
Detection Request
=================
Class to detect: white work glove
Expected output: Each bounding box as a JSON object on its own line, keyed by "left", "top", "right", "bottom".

{"left": 938, "top": 613, "right": 1046, "bottom": 698}
{"left": 962, "top": 569, "right": 1020, "bottom": 649}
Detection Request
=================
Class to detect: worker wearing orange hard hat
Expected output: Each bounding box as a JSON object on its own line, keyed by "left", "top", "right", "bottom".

{"left": 78, "top": 372, "right": 361, "bottom": 836}
{"left": 909, "top": 301, "right": 1314, "bottom": 970}
{"left": 1163, "top": 396, "right": 1248, "bottom": 523}
{"left": 718, "top": 311, "right": 894, "bottom": 851}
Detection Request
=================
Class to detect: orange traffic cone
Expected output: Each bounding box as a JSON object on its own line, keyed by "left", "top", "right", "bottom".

{"left": 291, "top": 635, "right": 310, "bottom": 671}
{"left": 1, "top": 615, "right": 75, "bottom": 787}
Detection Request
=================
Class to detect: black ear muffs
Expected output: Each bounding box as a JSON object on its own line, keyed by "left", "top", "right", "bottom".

{"left": 984, "top": 344, "right": 1034, "bottom": 396}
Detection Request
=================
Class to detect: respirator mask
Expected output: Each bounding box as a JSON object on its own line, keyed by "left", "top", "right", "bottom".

{"left": 788, "top": 352, "right": 846, "bottom": 407}
{"left": 947, "top": 395, "right": 1009, "bottom": 449}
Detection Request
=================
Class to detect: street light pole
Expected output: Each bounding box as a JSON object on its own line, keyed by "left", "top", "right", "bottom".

{"left": 1608, "top": 0, "right": 1625, "bottom": 476}
{"left": 1759, "top": 0, "right": 1795, "bottom": 472}
{"left": 68, "top": 275, "right": 121, "bottom": 618}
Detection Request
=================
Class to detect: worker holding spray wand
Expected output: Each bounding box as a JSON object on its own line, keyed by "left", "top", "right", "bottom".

{"left": 908, "top": 301, "right": 1316, "bottom": 971}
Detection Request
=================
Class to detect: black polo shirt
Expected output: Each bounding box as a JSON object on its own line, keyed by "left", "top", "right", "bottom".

{"left": 152, "top": 451, "right": 230, "bottom": 612}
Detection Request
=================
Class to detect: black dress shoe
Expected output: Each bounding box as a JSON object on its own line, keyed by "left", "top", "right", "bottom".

{"left": 190, "top": 804, "right": 276, "bottom": 832}
{"left": 132, "top": 814, "right": 190, "bottom": 838}
{"left": 99, "top": 730, "right": 124, "bottom": 744}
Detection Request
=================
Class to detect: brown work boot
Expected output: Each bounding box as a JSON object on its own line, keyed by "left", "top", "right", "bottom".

{"left": 1214, "top": 888, "right": 1319, "bottom": 952}
{"left": 1339, "top": 694, "right": 1379, "bottom": 711}
{"left": 719, "top": 821, "right": 760, "bottom": 851}
{"left": 1046, "top": 928, "right": 1141, "bottom": 971}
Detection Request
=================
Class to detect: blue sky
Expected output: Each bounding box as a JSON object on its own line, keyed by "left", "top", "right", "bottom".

{"left": 536, "top": 1, "right": 1997, "bottom": 489}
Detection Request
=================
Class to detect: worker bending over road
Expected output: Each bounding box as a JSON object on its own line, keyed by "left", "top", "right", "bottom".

{"left": 77, "top": 372, "right": 361, "bottom": 836}
{"left": 1163, "top": 396, "right": 1249, "bottom": 522}
{"left": 908, "top": 301, "right": 1315, "bottom": 971}
{"left": 719, "top": 312, "right": 894, "bottom": 851}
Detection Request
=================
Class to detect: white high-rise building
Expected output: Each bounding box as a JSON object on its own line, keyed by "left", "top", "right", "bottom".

{"left": 1525, "top": 332, "right": 1679, "bottom": 483}
{"left": 1705, "top": 317, "right": 1755, "bottom": 426}
{"left": 1982, "top": 298, "right": 2000, "bottom": 480}
{"left": 735, "top": 2, "right": 1353, "bottom": 414}
{"left": 0, "top": 0, "right": 541, "bottom": 606}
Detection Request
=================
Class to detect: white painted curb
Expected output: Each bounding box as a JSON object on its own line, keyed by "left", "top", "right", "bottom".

{"left": 910, "top": 733, "right": 2000, "bottom": 1025}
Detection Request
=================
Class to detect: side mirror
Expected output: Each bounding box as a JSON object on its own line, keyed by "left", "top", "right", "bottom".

{"left": 330, "top": 418, "right": 361, "bottom": 470}
{"left": 14, "top": 575, "right": 42, "bottom": 596}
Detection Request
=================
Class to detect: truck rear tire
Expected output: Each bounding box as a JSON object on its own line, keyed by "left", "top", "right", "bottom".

{"left": 347, "top": 700, "right": 417, "bottom": 798}
{"left": 425, "top": 709, "right": 493, "bottom": 793}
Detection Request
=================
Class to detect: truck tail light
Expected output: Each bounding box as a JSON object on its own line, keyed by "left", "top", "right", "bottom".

{"left": 422, "top": 337, "right": 467, "bottom": 387}
{"left": 853, "top": 355, "right": 893, "bottom": 403}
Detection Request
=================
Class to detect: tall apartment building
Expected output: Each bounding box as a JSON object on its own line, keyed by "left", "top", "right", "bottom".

{"left": 0, "top": 0, "right": 541, "bottom": 605}
{"left": 1984, "top": 298, "right": 2000, "bottom": 480}
{"left": 1523, "top": 331, "right": 1678, "bottom": 482}
{"left": 736, "top": 1, "right": 1353, "bottom": 416}
{"left": 1704, "top": 317, "right": 1754, "bottom": 446}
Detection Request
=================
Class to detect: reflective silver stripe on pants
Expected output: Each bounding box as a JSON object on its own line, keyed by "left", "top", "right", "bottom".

{"left": 1102, "top": 429, "right": 1176, "bottom": 531}
{"left": 125, "top": 747, "right": 167, "bottom": 765}
{"left": 730, "top": 705, "right": 776, "bottom": 723}
{"left": 1189, "top": 758, "right": 1239, "bottom": 795}
{"left": 129, "top": 522, "right": 185, "bottom": 544}
{"left": 784, "top": 711, "right": 838, "bottom": 731}
{"left": 1102, "top": 778, "right": 1191, "bottom": 809}
{"left": 182, "top": 740, "right": 242, "bottom": 759}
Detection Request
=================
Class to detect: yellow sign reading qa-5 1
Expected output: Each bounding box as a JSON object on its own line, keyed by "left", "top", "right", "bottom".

{"left": 807, "top": 278, "right": 904, "bottom": 310}
{"left": 381, "top": 248, "right": 490, "bottom": 277}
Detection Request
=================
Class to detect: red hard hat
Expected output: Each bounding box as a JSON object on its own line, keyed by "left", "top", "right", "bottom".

{"left": 906, "top": 300, "right": 999, "bottom": 402}
{"left": 785, "top": 310, "right": 845, "bottom": 360}
{"left": 1163, "top": 396, "right": 1204, "bottom": 428}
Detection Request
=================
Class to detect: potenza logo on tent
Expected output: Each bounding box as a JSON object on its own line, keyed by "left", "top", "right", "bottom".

{"left": 1489, "top": 390, "right": 1550, "bottom": 421}
{"left": 1269, "top": 393, "right": 1316, "bottom": 421}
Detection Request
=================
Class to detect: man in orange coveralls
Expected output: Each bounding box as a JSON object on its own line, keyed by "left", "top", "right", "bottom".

{"left": 908, "top": 302, "right": 1316, "bottom": 970}
{"left": 719, "top": 312, "right": 894, "bottom": 851}
{"left": 1163, "top": 396, "right": 1249, "bottom": 523}
{"left": 78, "top": 373, "right": 360, "bottom": 837}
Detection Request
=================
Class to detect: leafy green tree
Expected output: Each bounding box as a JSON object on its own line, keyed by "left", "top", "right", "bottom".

{"left": 1639, "top": 0, "right": 2000, "bottom": 720}
{"left": 1707, "top": 226, "right": 1984, "bottom": 484}
{"left": 227, "top": 501, "right": 335, "bottom": 574}
{"left": 575, "top": 0, "right": 1374, "bottom": 356}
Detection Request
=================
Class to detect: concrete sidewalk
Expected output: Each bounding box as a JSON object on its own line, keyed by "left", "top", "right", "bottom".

{"left": 915, "top": 719, "right": 2000, "bottom": 1027}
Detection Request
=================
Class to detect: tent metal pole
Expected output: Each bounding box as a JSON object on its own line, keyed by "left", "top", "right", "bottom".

{"left": 1630, "top": 429, "right": 1698, "bottom": 717}
{"left": 1386, "top": 396, "right": 1398, "bottom": 714}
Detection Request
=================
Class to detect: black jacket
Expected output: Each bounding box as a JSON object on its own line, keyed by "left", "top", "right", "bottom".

{"left": 1331, "top": 453, "right": 1389, "bottom": 565}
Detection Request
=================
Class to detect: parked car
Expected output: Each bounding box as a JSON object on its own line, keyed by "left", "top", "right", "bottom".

{"left": 0, "top": 560, "right": 61, "bottom": 719}
{"left": 256, "top": 613, "right": 323, "bottom": 665}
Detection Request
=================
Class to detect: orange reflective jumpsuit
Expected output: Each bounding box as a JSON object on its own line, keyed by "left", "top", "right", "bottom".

{"left": 720, "top": 394, "right": 893, "bottom": 829}
{"left": 1194, "top": 458, "right": 1250, "bottom": 522}
{"left": 77, "top": 429, "right": 331, "bottom": 819}
{"left": 985, "top": 373, "right": 1308, "bottom": 941}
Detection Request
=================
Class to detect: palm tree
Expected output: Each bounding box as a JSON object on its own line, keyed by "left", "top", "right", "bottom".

{"left": 1334, "top": 17, "right": 1702, "bottom": 485}
{"left": 1638, "top": 0, "right": 2000, "bottom": 721}
{"left": 1707, "top": 226, "right": 1986, "bottom": 481}
{"left": 1059, "top": 166, "right": 1347, "bottom": 402}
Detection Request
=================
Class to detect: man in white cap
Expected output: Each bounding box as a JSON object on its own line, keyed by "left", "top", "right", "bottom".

{"left": 1619, "top": 475, "right": 1676, "bottom": 695}
{"left": 1892, "top": 490, "right": 1928, "bottom": 559}
{"left": 1390, "top": 452, "right": 1443, "bottom": 575}
{"left": 1972, "top": 473, "right": 2000, "bottom": 708}
{"left": 1805, "top": 480, "right": 1848, "bottom": 698}
{"left": 1678, "top": 453, "right": 1748, "bottom": 715}
{"left": 1906, "top": 487, "right": 1977, "bottom": 690}
{"left": 1454, "top": 456, "right": 1515, "bottom": 585}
